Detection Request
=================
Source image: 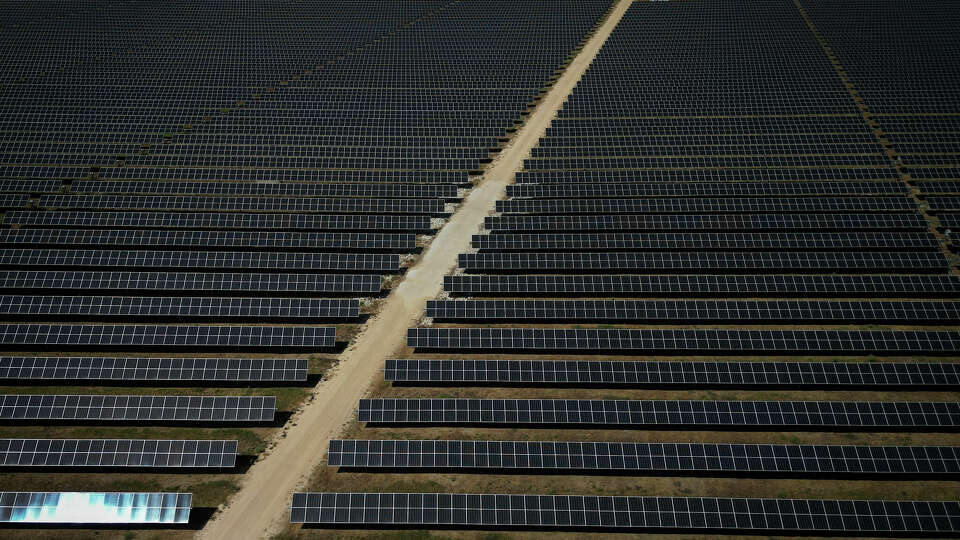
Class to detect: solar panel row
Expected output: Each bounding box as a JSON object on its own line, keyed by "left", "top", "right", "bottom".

{"left": 0, "top": 492, "right": 191, "bottom": 524}
{"left": 471, "top": 232, "right": 940, "bottom": 251}
{"left": 0, "top": 271, "right": 381, "bottom": 294}
{"left": 0, "top": 179, "right": 64, "bottom": 193}
{"left": 457, "top": 252, "right": 948, "bottom": 273}
{"left": 0, "top": 296, "right": 359, "bottom": 321}
{"left": 0, "top": 439, "right": 237, "bottom": 468}
{"left": 406, "top": 328, "right": 960, "bottom": 353}
{"left": 0, "top": 395, "right": 275, "bottom": 422}
{"left": 0, "top": 324, "right": 335, "bottom": 350}
{"left": 383, "top": 359, "right": 960, "bottom": 388}
{"left": 485, "top": 213, "right": 929, "bottom": 232}
{"left": 425, "top": 299, "right": 960, "bottom": 322}
{"left": 96, "top": 168, "right": 467, "bottom": 184}
{"left": 70, "top": 181, "right": 458, "bottom": 198}
{"left": 0, "top": 229, "right": 417, "bottom": 251}
{"left": 329, "top": 439, "right": 960, "bottom": 475}
{"left": 4, "top": 211, "right": 432, "bottom": 232}
{"left": 505, "top": 181, "right": 909, "bottom": 198}
{"left": 0, "top": 194, "right": 29, "bottom": 209}
{"left": 38, "top": 195, "right": 447, "bottom": 215}
{"left": 514, "top": 169, "right": 900, "bottom": 183}
{"left": 0, "top": 357, "right": 307, "bottom": 382}
{"left": 0, "top": 249, "right": 400, "bottom": 272}
{"left": 442, "top": 274, "right": 960, "bottom": 297}
{"left": 495, "top": 197, "right": 917, "bottom": 214}
{"left": 358, "top": 398, "right": 960, "bottom": 429}
{"left": 290, "top": 492, "right": 960, "bottom": 533}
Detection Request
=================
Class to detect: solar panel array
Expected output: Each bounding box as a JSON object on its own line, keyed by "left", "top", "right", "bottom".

{"left": 350, "top": 1, "right": 960, "bottom": 534}
{"left": 290, "top": 492, "right": 960, "bottom": 533}
{"left": 6, "top": 0, "right": 960, "bottom": 532}
{"left": 799, "top": 1, "right": 960, "bottom": 188}
{"left": 0, "top": 0, "right": 623, "bottom": 529}
{"left": 0, "top": 0, "right": 616, "bottom": 369}
{"left": 0, "top": 439, "right": 237, "bottom": 468}
{"left": 414, "top": 0, "right": 960, "bottom": 360}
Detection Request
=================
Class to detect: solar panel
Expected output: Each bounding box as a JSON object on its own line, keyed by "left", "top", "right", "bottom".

{"left": 0, "top": 324, "right": 335, "bottom": 350}
{"left": 0, "top": 357, "right": 307, "bottom": 382}
{"left": 0, "top": 166, "right": 89, "bottom": 181}
{"left": 0, "top": 439, "right": 237, "bottom": 468}
{"left": 3, "top": 211, "right": 431, "bottom": 232}
{"left": 0, "top": 395, "right": 275, "bottom": 422}
{"left": 0, "top": 296, "right": 360, "bottom": 321}
{"left": 290, "top": 492, "right": 960, "bottom": 533}
{"left": 916, "top": 182, "right": 960, "bottom": 195}
{"left": 485, "top": 213, "right": 928, "bottom": 232}
{"left": 406, "top": 328, "right": 960, "bottom": 354}
{"left": 926, "top": 197, "right": 960, "bottom": 212}
{"left": 425, "top": 299, "right": 960, "bottom": 323}
{"left": 495, "top": 197, "right": 916, "bottom": 215}
{"left": 457, "top": 252, "right": 948, "bottom": 273}
{"left": 911, "top": 168, "right": 960, "bottom": 180}
{"left": 0, "top": 250, "right": 400, "bottom": 273}
{"left": 384, "top": 359, "right": 960, "bottom": 388}
{"left": 328, "top": 439, "right": 960, "bottom": 475}
{"left": 470, "top": 232, "right": 939, "bottom": 251}
{"left": 442, "top": 274, "right": 960, "bottom": 297}
{"left": 0, "top": 194, "right": 29, "bottom": 210}
{"left": 357, "top": 398, "right": 960, "bottom": 429}
{"left": 0, "top": 492, "right": 192, "bottom": 524}
{"left": 37, "top": 195, "right": 446, "bottom": 215}
{"left": 939, "top": 214, "right": 960, "bottom": 228}
{"left": 0, "top": 271, "right": 381, "bottom": 294}
{"left": 0, "top": 180, "right": 63, "bottom": 193}
{"left": 0, "top": 229, "right": 418, "bottom": 251}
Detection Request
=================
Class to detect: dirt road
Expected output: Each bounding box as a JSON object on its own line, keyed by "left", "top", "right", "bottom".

{"left": 197, "top": 2, "right": 633, "bottom": 538}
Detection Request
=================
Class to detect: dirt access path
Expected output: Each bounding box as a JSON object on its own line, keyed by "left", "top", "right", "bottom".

{"left": 198, "top": 2, "right": 633, "bottom": 538}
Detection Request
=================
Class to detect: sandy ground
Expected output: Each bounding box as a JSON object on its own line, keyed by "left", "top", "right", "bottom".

{"left": 197, "top": 2, "right": 634, "bottom": 538}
